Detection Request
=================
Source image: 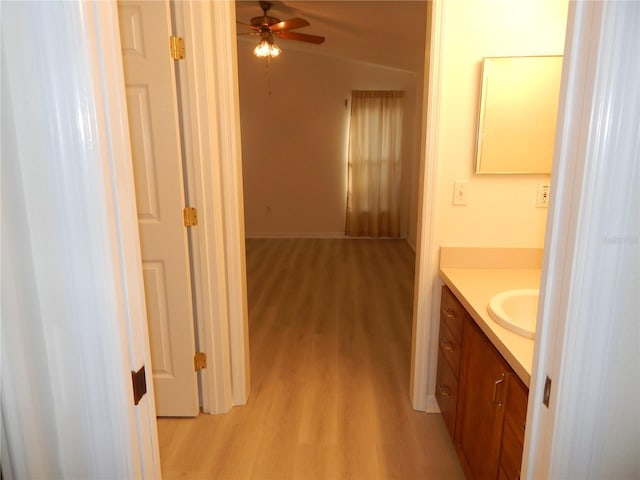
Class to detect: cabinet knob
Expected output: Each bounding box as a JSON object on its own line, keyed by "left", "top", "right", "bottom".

{"left": 442, "top": 337, "right": 455, "bottom": 351}
{"left": 492, "top": 373, "right": 506, "bottom": 408}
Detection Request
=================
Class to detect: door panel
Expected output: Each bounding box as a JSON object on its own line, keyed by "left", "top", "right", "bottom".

{"left": 125, "top": 86, "right": 161, "bottom": 220}
{"left": 118, "top": 0, "right": 199, "bottom": 417}
{"left": 142, "top": 262, "right": 173, "bottom": 375}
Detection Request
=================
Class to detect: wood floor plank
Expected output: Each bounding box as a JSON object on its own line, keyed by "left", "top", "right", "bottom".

{"left": 158, "top": 239, "right": 464, "bottom": 479}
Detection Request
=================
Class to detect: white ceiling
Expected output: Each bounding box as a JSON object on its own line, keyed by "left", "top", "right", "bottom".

{"left": 235, "top": 0, "right": 429, "bottom": 73}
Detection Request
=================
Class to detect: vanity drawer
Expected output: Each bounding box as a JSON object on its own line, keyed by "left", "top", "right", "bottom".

{"left": 436, "top": 348, "right": 459, "bottom": 439}
{"left": 440, "top": 286, "right": 464, "bottom": 342}
{"left": 438, "top": 320, "right": 461, "bottom": 375}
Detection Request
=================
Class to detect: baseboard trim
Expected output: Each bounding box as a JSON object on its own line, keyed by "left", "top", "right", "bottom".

{"left": 245, "top": 232, "right": 347, "bottom": 239}
{"left": 425, "top": 394, "right": 441, "bottom": 414}
{"left": 245, "top": 232, "right": 412, "bottom": 242}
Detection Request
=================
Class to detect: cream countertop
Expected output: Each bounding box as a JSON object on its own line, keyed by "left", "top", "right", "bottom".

{"left": 439, "top": 267, "right": 541, "bottom": 387}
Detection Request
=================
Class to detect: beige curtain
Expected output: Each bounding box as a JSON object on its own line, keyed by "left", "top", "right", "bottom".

{"left": 345, "top": 90, "right": 404, "bottom": 237}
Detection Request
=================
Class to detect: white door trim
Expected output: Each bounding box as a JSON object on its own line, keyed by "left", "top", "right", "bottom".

{"left": 99, "top": 2, "right": 161, "bottom": 471}
{"left": 524, "top": 2, "right": 640, "bottom": 477}
{"left": 2, "top": 1, "right": 160, "bottom": 476}
{"left": 209, "top": 0, "right": 251, "bottom": 407}
{"left": 410, "top": 0, "right": 445, "bottom": 412}
{"left": 172, "top": 0, "right": 250, "bottom": 413}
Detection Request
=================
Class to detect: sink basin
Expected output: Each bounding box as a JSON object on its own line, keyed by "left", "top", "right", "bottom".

{"left": 488, "top": 289, "right": 539, "bottom": 339}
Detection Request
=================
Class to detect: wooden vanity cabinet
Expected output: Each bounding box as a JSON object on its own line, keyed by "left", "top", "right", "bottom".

{"left": 436, "top": 286, "right": 529, "bottom": 480}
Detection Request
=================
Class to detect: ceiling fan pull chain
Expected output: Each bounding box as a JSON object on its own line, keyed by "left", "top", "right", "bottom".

{"left": 264, "top": 57, "right": 272, "bottom": 96}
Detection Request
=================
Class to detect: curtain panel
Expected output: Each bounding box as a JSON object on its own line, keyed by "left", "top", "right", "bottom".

{"left": 346, "top": 90, "right": 404, "bottom": 237}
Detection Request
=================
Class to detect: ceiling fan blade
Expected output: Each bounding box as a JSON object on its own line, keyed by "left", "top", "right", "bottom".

{"left": 270, "top": 17, "right": 310, "bottom": 32}
{"left": 236, "top": 20, "right": 258, "bottom": 28}
{"left": 277, "top": 30, "right": 325, "bottom": 44}
{"left": 236, "top": 25, "right": 260, "bottom": 35}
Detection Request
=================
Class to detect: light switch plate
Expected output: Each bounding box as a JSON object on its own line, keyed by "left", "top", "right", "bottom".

{"left": 453, "top": 181, "right": 469, "bottom": 206}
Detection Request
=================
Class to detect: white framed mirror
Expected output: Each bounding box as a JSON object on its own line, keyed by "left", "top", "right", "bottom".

{"left": 475, "top": 55, "right": 563, "bottom": 174}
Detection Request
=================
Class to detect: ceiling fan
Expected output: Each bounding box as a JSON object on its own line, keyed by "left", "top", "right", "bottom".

{"left": 238, "top": 1, "right": 325, "bottom": 58}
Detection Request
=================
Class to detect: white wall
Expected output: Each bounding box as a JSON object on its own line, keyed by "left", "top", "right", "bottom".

{"left": 237, "top": 40, "right": 422, "bottom": 238}
{"left": 436, "top": 0, "right": 568, "bottom": 248}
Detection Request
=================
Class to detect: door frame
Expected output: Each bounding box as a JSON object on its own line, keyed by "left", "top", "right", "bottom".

{"left": 172, "top": 1, "right": 250, "bottom": 413}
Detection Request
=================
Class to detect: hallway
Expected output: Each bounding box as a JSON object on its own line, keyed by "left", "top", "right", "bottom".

{"left": 158, "top": 239, "right": 463, "bottom": 479}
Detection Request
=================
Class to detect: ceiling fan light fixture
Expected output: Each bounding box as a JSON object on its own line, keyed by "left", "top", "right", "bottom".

{"left": 254, "top": 33, "right": 281, "bottom": 58}
{"left": 239, "top": 1, "right": 324, "bottom": 61}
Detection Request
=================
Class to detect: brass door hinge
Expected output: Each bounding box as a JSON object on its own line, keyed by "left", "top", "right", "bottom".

{"left": 170, "top": 36, "right": 185, "bottom": 60}
{"left": 183, "top": 207, "right": 198, "bottom": 227}
{"left": 194, "top": 352, "right": 207, "bottom": 371}
{"left": 131, "top": 365, "right": 147, "bottom": 405}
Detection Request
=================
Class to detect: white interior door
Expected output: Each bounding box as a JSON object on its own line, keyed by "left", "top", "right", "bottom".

{"left": 118, "top": 0, "right": 199, "bottom": 417}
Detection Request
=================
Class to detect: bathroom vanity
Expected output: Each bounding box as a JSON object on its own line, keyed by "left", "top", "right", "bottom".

{"left": 437, "top": 247, "right": 541, "bottom": 480}
{"left": 437, "top": 286, "right": 528, "bottom": 479}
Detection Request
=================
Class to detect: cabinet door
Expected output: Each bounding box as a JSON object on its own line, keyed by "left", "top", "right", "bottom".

{"left": 456, "top": 319, "right": 509, "bottom": 479}
{"left": 500, "top": 419, "right": 524, "bottom": 479}
{"left": 500, "top": 375, "right": 529, "bottom": 479}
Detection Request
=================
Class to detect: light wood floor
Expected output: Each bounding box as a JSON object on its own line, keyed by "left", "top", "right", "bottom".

{"left": 158, "top": 238, "right": 464, "bottom": 479}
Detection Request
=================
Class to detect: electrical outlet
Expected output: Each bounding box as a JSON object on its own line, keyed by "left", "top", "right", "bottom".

{"left": 453, "top": 181, "right": 469, "bottom": 206}
{"left": 536, "top": 185, "right": 550, "bottom": 207}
